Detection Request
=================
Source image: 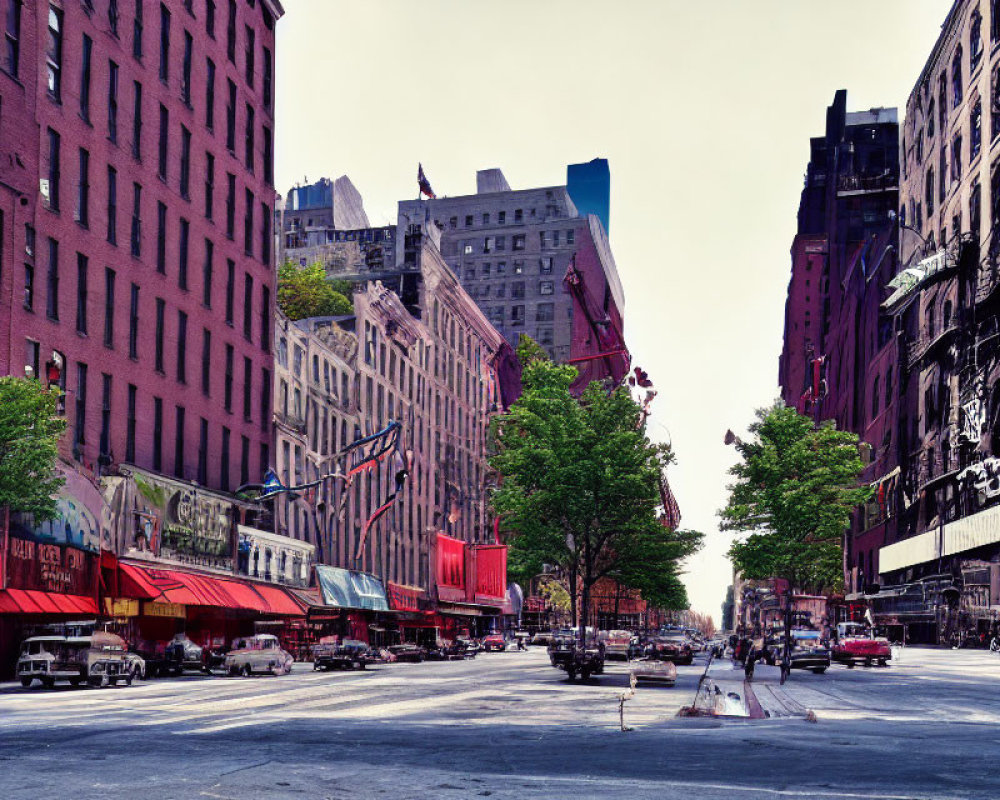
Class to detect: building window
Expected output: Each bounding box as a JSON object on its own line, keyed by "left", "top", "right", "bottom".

{"left": 46, "top": 5, "right": 63, "bottom": 101}
{"left": 512, "top": 234, "right": 525, "bottom": 251}
{"left": 226, "top": 79, "right": 236, "bottom": 151}
{"left": 156, "top": 202, "right": 166, "bottom": 273}
{"left": 198, "top": 418, "right": 208, "bottom": 485}
{"left": 129, "top": 283, "right": 139, "bottom": 359}
{"left": 498, "top": 211, "right": 506, "bottom": 225}
{"left": 103, "top": 267, "right": 115, "bottom": 348}
{"left": 205, "top": 57, "right": 216, "bottom": 131}
{"left": 260, "top": 285, "right": 271, "bottom": 352}
{"left": 133, "top": 0, "right": 143, "bottom": 60}
{"left": 23, "top": 264, "right": 34, "bottom": 310}
{"left": 260, "top": 200, "right": 271, "bottom": 265}
{"left": 174, "top": 406, "right": 185, "bottom": 478}
{"left": 260, "top": 367, "right": 270, "bottom": 432}
{"left": 242, "top": 356, "right": 252, "bottom": 420}
{"left": 244, "top": 188, "right": 254, "bottom": 255}
{"left": 952, "top": 46, "right": 963, "bottom": 108}
{"left": 240, "top": 435, "right": 249, "bottom": 485}
{"left": 130, "top": 182, "right": 142, "bottom": 257}
{"left": 224, "top": 344, "right": 234, "bottom": 411}
{"left": 176, "top": 310, "right": 187, "bottom": 383}
{"left": 464, "top": 215, "right": 473, "bottom": 227}
{"left": 244, "top": 104, "right": 255, "bottom": 172}
{"left": 206, "top": 0, "right": 216, "bottom": 37}
{"left": 80, "top": 35, "right": 93, "bottom": 121}
{"left": 511, "top": 305, "right": 525, "bottom": 326}
{"left": 226, "top": 173, "right": 236, "bottom": 239}
{"left": 243, "top": 272, "right": 254, "bottom": 340}
{"left": 201, "top": 328, "right": 211, "bottom": 395}
{"left": 952, "top": 134, "right": 963, "bottom": 184}
{"left": 204, "top": 153, "right": 215, "bottom": 219}
{"left": 244, "top": 24, "right": 255, "bottom": 86}
{"left": 100, "top": 374, "right": 112, "bottom": 459}
{"left": 46, "top": 128, "right": 60, "bottom": 211}
{"left": 181, "top": 29, "right": 192, "bottom": 105}
{"left": 971, "top": 178, "right": 982, "bottom": 235}
{"left": 74, "top": 362, "right": 87, "bottom": 450}
{"left": 180, "top": 126, "right": 191, "bottom": 198}
{"left": 131, "top": 81, "right": 142, "bottom": 160}
{"left": 158, "top": 3, "right": 170, "bottom": 82}
{"left": 107, "top": 60, "right": 119, "bottom": 143}
{"left": 971, "top": 100, "right": 982, "bottom": 160}
{"left": 537, "top": 327, "right": 553, "bottom": 346}
{"left": 202, "top": 239, "right": 214, "bottom": 307}
{"left": 971, "top": 9, "right": 983, "bottom": 73}
{"left": 126, "top": 384, "right": 136, "bottom": 463}
{"left": 540, "top": 256, "right": 553, "bottom": 274}
{"left": 158, "top": 104, "right": 168, "bottom": 179}
{"left": 76, "top": 253, "right": 88, "bottom": 334}
{"left": 226, "top": 0, "right": 236, "bottom": 62}
{"left": 45, "top": 238, "right": 59, "bottom": 321}
{"left": 539, "top": 280, "right": 554, "bottom": 295}
{"left": 994, "top": 1, "right": 1000, "bottom": 43}
{"left": 927, "top": 99, "right": 935, "bottom": 139}
{"left": 220, "top": 425, "right": 230, "bottom": 490}
{"left": 106, "top": 166, "right": 117, "bottom": 245}
{"left": 152, "top": 396, "right": 163, "bottom": 470}
{"left": 536, "top": 302, "right": 554, "bottom": 322}
{"left": 178, "top": 218, "right": 189, "bottom": 289}
{"left": 76, "top": 148, "right": 90, "bottom": 227}
{"left": 3, "top": 0, "right": 22, "bottom": 78}
{"left": 926, "top": 167, "right": 934, "bottom": 216}
{"left": 225, "top": 259, "right": 235, "bottom": 324}
{"left": 511, "top": 281, "right": 525, "bottom": 299}
{"left": 108, "top": 0, "right": 120, "bottom": 37}
{"left": 262, "top": 46, "right": 272, "bottom": 109}
{"left": 154, "top": 297, "right": 165, "bottom": 372}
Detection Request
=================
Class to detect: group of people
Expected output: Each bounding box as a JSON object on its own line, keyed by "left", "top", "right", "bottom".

{"left": 729, "top": 632, "right": 775, "bottom": 677}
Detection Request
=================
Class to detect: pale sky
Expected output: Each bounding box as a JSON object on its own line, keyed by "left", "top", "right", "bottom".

{"left": 275, "top": 1, "right": 948, "bottom": 620}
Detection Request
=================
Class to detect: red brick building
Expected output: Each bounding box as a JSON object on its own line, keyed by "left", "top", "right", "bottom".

{"left": 1, "top": 0, "right": 280, "bottom": 493}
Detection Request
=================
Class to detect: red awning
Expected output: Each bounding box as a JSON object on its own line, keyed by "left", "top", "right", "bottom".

{"left": 0, "top": 589, "right": 99, "bottom": 615}
{"left": 118, "top": 563, "right": 304, "bottom": 616}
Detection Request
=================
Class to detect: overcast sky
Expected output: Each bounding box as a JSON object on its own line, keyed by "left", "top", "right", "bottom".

{"left": 275, "top": 1, "right": 948, "bottom": 619}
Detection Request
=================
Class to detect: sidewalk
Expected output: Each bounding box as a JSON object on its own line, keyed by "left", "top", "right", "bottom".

{"left": 693, "top": 660, "right": 811, "bottom": 720}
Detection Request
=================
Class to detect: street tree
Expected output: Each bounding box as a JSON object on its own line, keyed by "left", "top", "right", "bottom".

{"left": 0, "top": 376, "right": 67, "bottom": 520}
{"left": 720, "top": 402, "right": 871, "bottom": 594}
{"left": 277, "top": 260, "right": 353, "bottom": 320}
{"left": 490, "top": 337, "right": 702, "bottom": 642}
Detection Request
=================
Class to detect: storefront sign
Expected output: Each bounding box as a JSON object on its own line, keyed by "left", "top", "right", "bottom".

{"left": 473, "top": 544, "right": 507, "bottom": 603}
{"left": 144, "top": 601, "right": 186, "bottom": 618}
{"left": 436, "top": 533, "right": 467, "bottom": 603}
{"left": 387, "top": 582, "right": 424, "bottom": 612}
{"left": 104, "top": 597, "right": 140, "bottom": 617}
{"left": 5, "top": 535, "right": 97, "bottom": 595}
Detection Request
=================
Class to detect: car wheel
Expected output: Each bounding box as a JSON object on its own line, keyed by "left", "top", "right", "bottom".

{"left": 811, "top": 667, "right": 827, "bottom": 674}
{"left": 878, "top": 659, "right": 887, "bottom": 667}
{"left": 581, "top": 670, "right": 591, "bottom": 681}
{"left": 41, "top": 677, "right": 55, "bottom": 689}
{"left": 19, "top": 677, "right": 32, "bottom": 688}
{"left": 242, "top": 664, "right": 252, "bottom": 677}
{"left": 69, "top": 677, "right": 83, "bottom": 687}
{"left": 846, "top": 661, "right": 855, "bottom": 668}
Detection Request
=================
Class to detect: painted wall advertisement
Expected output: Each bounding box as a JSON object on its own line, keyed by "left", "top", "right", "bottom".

{"left": 6, "top": 535, "right": 98, "bottom": 596}
{"left": 103, "top": 468, "right": 238, "bottom": 571}
{"left": 9, "top": 463, "right": 109, "bottom": 554}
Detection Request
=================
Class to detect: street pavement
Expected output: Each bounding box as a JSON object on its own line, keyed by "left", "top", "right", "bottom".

{"left": 0, "top": 645, "right": 999, "bottom": 799}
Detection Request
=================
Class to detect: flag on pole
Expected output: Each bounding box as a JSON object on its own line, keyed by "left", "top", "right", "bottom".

{"left": 418, "top": 163, "right": 436, "bottom": 199}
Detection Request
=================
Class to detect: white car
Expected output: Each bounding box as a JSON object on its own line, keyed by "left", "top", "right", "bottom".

{"left": 224, "top": 634, "right": 294, "bottom": 677}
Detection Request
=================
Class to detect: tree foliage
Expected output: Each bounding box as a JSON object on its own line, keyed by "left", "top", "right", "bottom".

{"left": 490, "top": 338, "right": 702, "bottom": 632}
{"left": 0, "top": 377, "right": 66, "bottom": 520}
{"left": 720, "top": 402, "right": 871, "bottom": 593}
{"left": 277, "top": 260, "right": 353, "bottom": 320}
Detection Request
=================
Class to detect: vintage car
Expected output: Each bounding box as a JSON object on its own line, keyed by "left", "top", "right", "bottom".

{"left": 482, "top": 634, "right": 507, "bottom": 652}
{"left": 530, "top": 631, "right": 553, "bottom": 646}
{"left": 547, "top": 633, "right": 605, "bottom": 681}
{"left": 630, "top": 657, "right": 678, "bottom": 685}
{"left": 768, "top": 628, "right": 831, "bottom": 673}
{"left": 160, "top": 633, "right": 210, "bottom": 675}
{"left": 17, "top": 623, "right": 132, "bottom": 688}
{"left": 224, "top": 634, "right": 294, "bottom": 676}
{"left": 312, "top": 637, "right": 372, "bottom": 671}
{"left": 602, "top": 630, "right": 634, "bottom": 661}
{"left": 832, "top": 622, "right": 891, "bottom": 667}
{"left": 645, "top": 634, "right": 694, "bottom": 665}
{"left": 387, "top": 642, "right": 427, "bottom": 662}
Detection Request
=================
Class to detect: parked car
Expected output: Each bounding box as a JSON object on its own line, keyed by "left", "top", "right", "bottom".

{"left": 17, "top": 622, "right": 132, "bottom": 688}
{"left": 832, "top": 622, "right": 891, "bottom": 668}
{"left": 530, "top": 631, "right": 553, "bottom": 646}
{"left": 224, "top": 634, "right": 294, "bottom": 676}
{"left": 645, "top": 634, "right": 694, "bottom": 665}
{"left": 162, "top": 634, "right": 210, "bottom": 675}
{"left": 630, "top": 657, "right": 678, "bottom": 685}
{"left": 768, "top": 628, "right": 831, "bottom": 674}
{"left": 482, "top": 634, "right": 507, "bottom": 652}
{"left": 387, "top": 643, "right": 426, "bottom": 663}
{"left": 602, "top": 630, "right": 633, "bottom": 661}
{"left": 313, "top": 637, "right": 373, "bottom": 671}
{"left": 547, "top": 633, "right": 605, "bottom": 681}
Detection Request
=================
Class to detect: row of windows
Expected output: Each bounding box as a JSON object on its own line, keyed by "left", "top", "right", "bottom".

{"left": 24, "top": 337, "right": 268, "bottom": 489}
{"left": 465, "top": 281, "right": 556, "bottom": 299}
{"left": 43, "top": 124, "right": 272, "bottom": 271}
{"left": 485, "top": 304, "right": 556, "bottom": 327}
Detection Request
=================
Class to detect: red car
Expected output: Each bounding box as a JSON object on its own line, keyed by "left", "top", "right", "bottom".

{"left": 482, "top": 634, "right": 507, "bottom": 652}
{"left": 832, "top": 623, "right": 891, "bottom": 667}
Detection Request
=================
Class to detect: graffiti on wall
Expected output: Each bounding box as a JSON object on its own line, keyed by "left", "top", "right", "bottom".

{"left": 10, "top": 464, "right": 107, "bottom": 554}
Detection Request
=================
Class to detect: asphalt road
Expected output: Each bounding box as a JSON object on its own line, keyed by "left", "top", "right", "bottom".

{"left": 0, "top": 646, "right": 998, "bottom": 799}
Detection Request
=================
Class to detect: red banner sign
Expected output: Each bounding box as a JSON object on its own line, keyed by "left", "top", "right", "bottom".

{"left": 6, "top": 535, "right": 97, "bottom": 596}
{"left": 474, "top": 545, "right": 507, "bottom": 602}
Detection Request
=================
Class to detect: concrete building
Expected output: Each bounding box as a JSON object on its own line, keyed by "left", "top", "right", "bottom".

{"left": 402, "top": 165, "right": 628, "bottom": 388}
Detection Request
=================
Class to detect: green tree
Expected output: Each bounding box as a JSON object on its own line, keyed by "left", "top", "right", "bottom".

{"left": 0, "top": 377, "right": 67, "bottom": 520}
{"left": 720, "top": 402, "right": 871, "bottom": 594}
{"left": 490, "top": 338, "right": 702, "bottom": 640}
{"left": 277, "top": 260, "right": 353, "bottom": 320}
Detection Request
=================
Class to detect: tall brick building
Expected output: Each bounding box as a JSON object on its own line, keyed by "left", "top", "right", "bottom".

{"left": 1, "top": 0, "right": 281, "bottom": 495}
